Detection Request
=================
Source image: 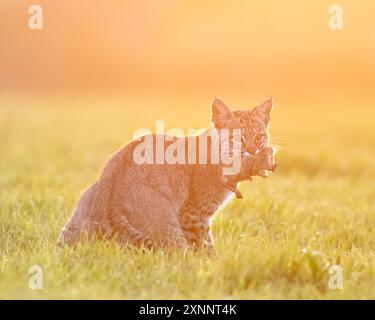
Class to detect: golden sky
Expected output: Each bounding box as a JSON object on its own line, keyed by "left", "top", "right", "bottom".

{"left": 1, "top": 0, "right": 374, "bottom": 98}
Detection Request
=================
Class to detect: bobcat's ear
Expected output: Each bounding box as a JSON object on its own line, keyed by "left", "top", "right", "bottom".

{"left": 252, "top": 97, "right": 274, "bottom": 126}
{"left": 212, "top": 97, "right": 237, "bottom": 129}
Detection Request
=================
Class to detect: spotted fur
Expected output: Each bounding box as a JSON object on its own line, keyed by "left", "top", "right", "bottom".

{"left": 58, "top": 97, "right": 274, "bottom": 250}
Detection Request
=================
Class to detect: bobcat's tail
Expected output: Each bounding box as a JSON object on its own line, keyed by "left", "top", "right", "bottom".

{"left": 57, "top": 218, "right": 81, "bottom": 247}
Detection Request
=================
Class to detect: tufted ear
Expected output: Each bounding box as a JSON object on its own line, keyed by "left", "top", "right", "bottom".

{"left": 252, "top": 97, "right": 274, "bottom": 126}
{"left": 212, "top": 97, "right": 238, "bottom": 129}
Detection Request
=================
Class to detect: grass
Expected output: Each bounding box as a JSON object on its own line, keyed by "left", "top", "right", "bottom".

{"left": 0, "top": 95, "right": 374, "bottom": 299}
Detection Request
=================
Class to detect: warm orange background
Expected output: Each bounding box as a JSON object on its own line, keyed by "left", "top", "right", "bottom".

{"left": 0, "top": 0, "right": 374, "bottom": 101}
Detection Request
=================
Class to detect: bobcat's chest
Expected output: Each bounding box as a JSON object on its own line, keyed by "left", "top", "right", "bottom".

{"left": 194, "top": 184, "right": 233, "bottom": 217}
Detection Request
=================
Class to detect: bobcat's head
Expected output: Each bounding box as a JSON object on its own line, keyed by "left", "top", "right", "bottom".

{"left": 212, "top": 97, "right": 273, "bottom": 155}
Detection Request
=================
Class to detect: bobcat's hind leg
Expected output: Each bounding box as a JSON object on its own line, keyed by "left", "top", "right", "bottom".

{"left": 159, "top": 221, "right": 188, "bottom": 249}
{"left": 110, "top": 208, "right": 188, "bottom": 250}
{"left": 109, "top": 211, "right": 155, "bottom": 249}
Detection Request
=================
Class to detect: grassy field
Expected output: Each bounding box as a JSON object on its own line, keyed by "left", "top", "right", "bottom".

{"left": 0, "top": 96, "right": 374, "bottom": 299}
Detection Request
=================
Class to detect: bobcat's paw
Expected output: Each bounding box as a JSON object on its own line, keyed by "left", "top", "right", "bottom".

{"left": 204, "top": 240, "right": 217, "bottom": 256}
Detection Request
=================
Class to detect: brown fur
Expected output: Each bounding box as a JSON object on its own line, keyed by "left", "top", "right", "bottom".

{"left": 58, "top": 97, "right": 275, "bottom": 250}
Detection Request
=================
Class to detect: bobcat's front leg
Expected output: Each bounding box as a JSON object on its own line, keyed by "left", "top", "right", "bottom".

{"left": 179, "top": 213, "right": 213, "bottom": 250}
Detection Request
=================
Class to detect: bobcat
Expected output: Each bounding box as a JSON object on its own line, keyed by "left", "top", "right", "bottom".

{"left": 58, "top": 97, "right": 275, "bottom": 250}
